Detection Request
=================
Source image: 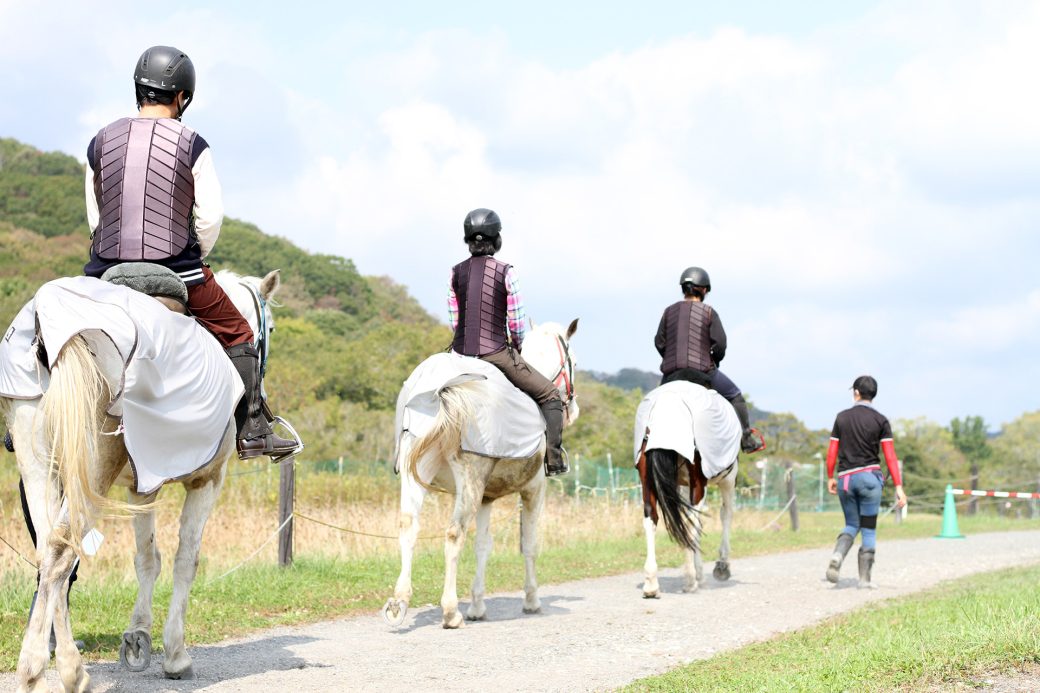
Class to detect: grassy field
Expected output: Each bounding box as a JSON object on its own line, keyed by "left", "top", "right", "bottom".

{"left": 625, "top": 562, "right": 1040, "bottom": 692}
{"left": 1, "top": 460, "right": 1038, "bottom": 672}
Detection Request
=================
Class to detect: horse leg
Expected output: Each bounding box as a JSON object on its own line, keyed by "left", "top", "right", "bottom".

{"left": 384, "top": 468, "right": 426, "bottom": 626}
{"left": 121, "top": 492, "right": 160, "bottom": 673}
{"left": 162, "top": 468, "right": 225, "bottom": 679}
{"left": 519, "top": 473, "right": 546, "bottom": 614}
{"left": 466, "top": 500, "right": 494, "bottom": 621}
{"left": 713, "top": 469, "right": 736, "bottom": 582}
{"left": 441, "top": 455, "right": 492, "bottom": 629}
{"left": 18, "top": 522, "right": 84, "bottom": 693}
{"left": 680, "top": 483, "right": 701, "bottom": 593}
{"left": 642, "top": 515, "right": 660, "bottom": 598}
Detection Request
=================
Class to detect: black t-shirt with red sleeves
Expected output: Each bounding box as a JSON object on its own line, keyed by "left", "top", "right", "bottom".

{"left": 830, "top": 402, "right": 893, "bottom": 475}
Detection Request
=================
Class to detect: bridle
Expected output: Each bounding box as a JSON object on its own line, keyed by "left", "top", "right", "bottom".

{"left": 548, "top": 333, "right": 575, "bottom": 409}
{"left": 239, "top": 279, "right": 270, "bottom": 379}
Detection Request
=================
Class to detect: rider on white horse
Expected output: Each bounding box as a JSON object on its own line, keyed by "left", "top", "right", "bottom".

{"left": 81, "top": 45, "right": 297, "bottom": 462}
{"left": 654, "top": 266, "right": 760, "bottom": 454}
{"left": 447, "top": 208, "right": 569, "bottom": 476}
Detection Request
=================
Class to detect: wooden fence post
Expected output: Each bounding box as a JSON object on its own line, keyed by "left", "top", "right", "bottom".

{"left": 968, "top": 463, "right": 979, "bottom": 516}
{"left": 278, "top": 457, "right": 295, "bottom": 567}
{"left": 785, "top": 460, "right": 799, "bottom": 531}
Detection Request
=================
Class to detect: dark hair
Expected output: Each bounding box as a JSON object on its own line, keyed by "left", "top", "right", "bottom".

{"left": 852, "top": 375, "right": 878, "bottom": 400}
{"left": 682, "top": 284, "right": 707, "bottom": 299}
{"left": 136, "top": 83, "right": 178, "bottom": 107}
{"left": 467, "top": 236, "right": 502, "bottom": 257}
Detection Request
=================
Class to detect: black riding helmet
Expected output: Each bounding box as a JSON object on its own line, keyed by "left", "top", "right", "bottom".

{"left": 463, "top": 208, "right": 502, "bottom": 242}
{"left": 134, "top": 45, "right": 196, "bottom": 117}
{"left": 679, "top": 266, "right": 711, "bottom": 291}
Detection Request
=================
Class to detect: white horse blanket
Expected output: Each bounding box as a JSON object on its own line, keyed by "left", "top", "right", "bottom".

{"left": 0, "top": 277, "right": 243, "bottom": 493}
{"left": 394, "top": 352, "right": 545, "bottom": 461}
{"left": 633, "top": 381, "right": 741, "bottom": 479}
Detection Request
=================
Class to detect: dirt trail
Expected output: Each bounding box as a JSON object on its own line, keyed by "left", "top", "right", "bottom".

{"left": 7, "top": 530, "right": 1040, "bottom": 692}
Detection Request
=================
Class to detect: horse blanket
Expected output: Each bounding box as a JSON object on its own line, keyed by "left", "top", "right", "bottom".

{"left": 394, "top": 352, "right": 545, "bottom": 463}
{"left": 0, "top": 277, "right": 243, "bottom": 493}
{"left": 633, "top": 381, "right": 740, "bottom": 480}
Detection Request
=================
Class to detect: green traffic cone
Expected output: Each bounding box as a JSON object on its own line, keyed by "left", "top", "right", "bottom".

{"left": 936, "top": 484, "right": 965, "bottom": 539}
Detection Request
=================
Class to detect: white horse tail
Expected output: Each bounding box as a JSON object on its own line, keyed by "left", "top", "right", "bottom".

{"left": 406, "top": 384, "right": 476, "bottom": 491}
{"left": 42, "top": 336, "right": 143, "bottom": 553}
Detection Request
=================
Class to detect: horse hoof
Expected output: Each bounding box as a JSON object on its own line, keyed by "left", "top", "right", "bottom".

{"left": 442, "top": 612, "right": 464, "bottom": 629}
{"left": 642, "top": 591, "right": 660, "bottom": 599}
{"left": 381, "top": 598, "right": 408, "bottom": 627}
{"left": 119, "top": 629, "right": 152, "bottom": 672}
{"left": 522, "top": 605, "right": 542, "bottom": 614}
{"left": 713, "top": 562, "right": 731, "bottom": 582}
{"left": 465, "top": 608, "right": 487, "bottom": 621}
{"left": 164, "top": 664, "right": 194, "bottom": 680}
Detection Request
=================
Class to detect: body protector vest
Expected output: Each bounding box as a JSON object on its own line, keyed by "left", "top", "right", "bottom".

{"left": 659, "top": 301, "right": 714, "bottom": 375}
{"left": 92, "top": 117, "right": 197, "bottom": 261}
{"left": 451, "top": 256, "right": 511, "bottom": 356}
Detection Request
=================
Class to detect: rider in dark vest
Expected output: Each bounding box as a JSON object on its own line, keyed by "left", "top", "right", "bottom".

{"left": 655, "top": 266, "right": 760, "bottom": 454}
{"left": 448, "top": 209, "right": 568, "bottom": 477}
{"left": 83, "top": 45, "right": 296, "bottom": 461}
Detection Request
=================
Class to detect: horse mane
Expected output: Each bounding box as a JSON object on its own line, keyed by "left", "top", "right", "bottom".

{"left": 645, "top": 448, "right": 700, "bottom": 552}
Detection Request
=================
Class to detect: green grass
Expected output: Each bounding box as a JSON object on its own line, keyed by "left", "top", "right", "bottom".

{"left": 0, "top": 511, "right": 1036, "bottom": 672}
{"left": 625, "top": 563, "right": 1040, "bottom": 692}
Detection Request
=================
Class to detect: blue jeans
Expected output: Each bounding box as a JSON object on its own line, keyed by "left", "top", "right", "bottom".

{"left": 837, "top": 471, "right": 883, "bottom": 550}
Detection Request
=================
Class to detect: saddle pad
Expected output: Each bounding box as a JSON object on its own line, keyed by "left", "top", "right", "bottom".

{"left": 633, "top": 381, "right": 740, "bottom": 480}
{"left": 0, "top": 276, "right": 243, "bottom": 493}
{"left": 394, "top": 352, "right": 545, "bottom": 461}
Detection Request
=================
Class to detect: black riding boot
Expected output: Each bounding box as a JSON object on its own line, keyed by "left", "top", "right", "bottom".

{"left": 226, "top": 343, "right": 297, "bottom": 460}
{"left": 858, "top": 548, "right": 876, "bottom": 589}
{"left": 539, "top": 399, "right": 568, "bottom": 477}
{"left": 728, "top": 393, "right": 759, "bottom": 453}
{"left": 826, "top": 532, "right": 854, "bottom": 583}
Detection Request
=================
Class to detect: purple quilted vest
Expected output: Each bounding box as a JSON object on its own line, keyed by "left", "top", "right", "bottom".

{"left": 92, "top": 117, "right": 196, "bottom": 261}
{"left": 659, "top": 301, "right": 714, "bottom": 374}
{"left": 451, "top": 256, "right": 510, "bottom": 356}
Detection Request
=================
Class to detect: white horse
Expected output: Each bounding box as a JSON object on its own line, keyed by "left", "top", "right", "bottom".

{"left": 382, "top": 320, "right": 579, "bottom": 629}
{"left": 3, "top": 269, "right": 282, "bottom": 692}
{"left": 634, "top": 383, "right": 740, "bottom": 598}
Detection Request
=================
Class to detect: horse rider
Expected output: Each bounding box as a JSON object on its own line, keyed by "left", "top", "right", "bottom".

{"left": 82, "top": 45, "right": 296, "bottom": 460}
{"left": 447, "top": 208, "right": 569, "bottom": 477}
{"left": 825, "top": 375, "right": 907, "bottom": 588}
{"left": 654, "top": 266, "right": 760, "bottom": 453}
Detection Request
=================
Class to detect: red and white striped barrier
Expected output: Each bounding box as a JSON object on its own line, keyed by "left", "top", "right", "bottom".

{"left": 949, "top": 488, "right": 1040, "bottom": 500}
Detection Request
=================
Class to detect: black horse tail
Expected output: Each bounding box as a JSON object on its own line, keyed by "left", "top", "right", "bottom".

{"left": 646, "top": 448, "right": 700, "bottom": 552}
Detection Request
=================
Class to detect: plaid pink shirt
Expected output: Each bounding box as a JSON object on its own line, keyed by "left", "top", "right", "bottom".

{"left": 447, "top": 265, "right": 526, "bottom": 348}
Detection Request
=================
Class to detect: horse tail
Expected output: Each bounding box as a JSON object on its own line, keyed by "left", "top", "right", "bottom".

{"left": 41, "top": 336, "right": 142, "bottom": 553}
{"left": 405, "top": 384, "right": 475, "bottom": 491}
{"left": 645, "top": 448, "right": 700, "bottom": 552}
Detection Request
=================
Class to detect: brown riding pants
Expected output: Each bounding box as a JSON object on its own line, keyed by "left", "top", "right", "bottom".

{"left": 479, "top": 347, "right": 560, "bottom": 405}
{"left": 187, "top": 267, "right": 254, "bottom": 349}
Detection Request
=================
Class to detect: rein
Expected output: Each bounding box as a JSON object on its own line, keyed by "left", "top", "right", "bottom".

{"left": 548, "top": 334, "right": 575, "bottom": 407}
{"left": 239, "top": 279, "right": 270, "bottom": 379}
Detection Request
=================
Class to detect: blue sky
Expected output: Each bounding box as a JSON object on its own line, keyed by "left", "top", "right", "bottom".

{"left": 2, "top": 1, "right": 1039, "bottom": 431}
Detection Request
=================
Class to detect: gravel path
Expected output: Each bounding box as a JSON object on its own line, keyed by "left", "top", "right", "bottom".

{"left": 8, "top": 530, "right": 1040, "bottom": 692}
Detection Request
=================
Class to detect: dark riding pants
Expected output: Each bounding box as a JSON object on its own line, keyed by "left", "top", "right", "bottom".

{"left": 188, "top": 267, "right": 254, "bottom": 349}
{"left": 478, "top": 347, "right": 560, "bottom": 404}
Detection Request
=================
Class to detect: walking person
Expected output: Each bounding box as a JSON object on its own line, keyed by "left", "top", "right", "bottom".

{"left": 825, "top": 375, "right": 907, "bottom": 587}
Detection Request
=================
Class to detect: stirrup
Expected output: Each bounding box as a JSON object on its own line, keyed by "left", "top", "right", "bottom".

{"left": 544, "top": 446, "right": 570, "bottom": 477}
{"left": 741, "top": 428, "right": 766, "bottom": 454}
{"left": 269, "top": 416, "right": 305, "bottom": 463}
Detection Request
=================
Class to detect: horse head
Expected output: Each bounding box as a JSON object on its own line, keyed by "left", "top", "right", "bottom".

{"left": 215, "top": 269, "right": 281, "bottom": 373}
{"left": 519, "top": 318, "right": 580, "bottom": 426}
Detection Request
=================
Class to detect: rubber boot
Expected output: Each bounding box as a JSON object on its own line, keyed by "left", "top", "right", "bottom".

{"left": 858, "top": 548, "right": 876, "bottom": 589}
{"left": 226, "top": 343, "right": 297, "bottom": 460}
{"left": 540, "top": 399, "right": 569, "bottom": 477}
{"left": 728, "top": 394, "right": 759, "bottom": 453}
{"left": 826, "top": 533, "right": 854, "bottom": 583}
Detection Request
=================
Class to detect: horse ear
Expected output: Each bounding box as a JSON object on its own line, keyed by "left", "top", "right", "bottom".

{"left": 260, "top": 270, "right": 281, "bottom": 300}
{"left": 566, "top": 318, "right": 579, "bottom": 340}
